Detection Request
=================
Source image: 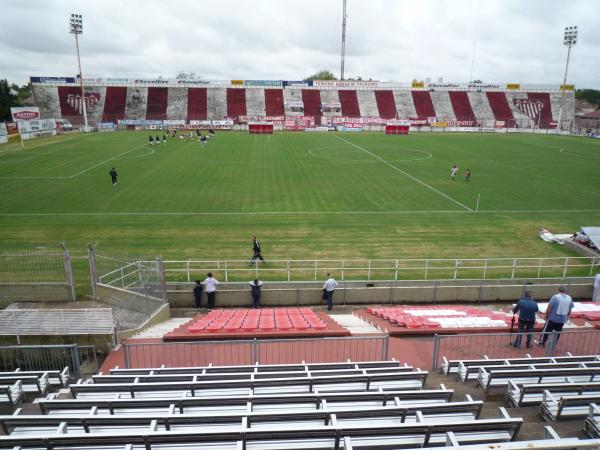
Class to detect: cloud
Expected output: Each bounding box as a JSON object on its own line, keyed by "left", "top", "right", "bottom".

{"left": 0, "top": 0, "right": 598, "bottom": 87}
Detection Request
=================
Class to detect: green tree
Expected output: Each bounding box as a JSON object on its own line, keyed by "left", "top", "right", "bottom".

{"left": 575, "top": 89, "right": 600, "bottom": 108}
{"left": 0, "top": 79, "right": 16, "bottom": 122}
{"left": 303, "top": 70, "right": 338, "bottom": 81}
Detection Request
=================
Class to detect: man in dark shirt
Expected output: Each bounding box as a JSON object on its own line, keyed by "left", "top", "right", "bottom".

{"left": 249, "top": 278, "right": 263, "bottom": 308}
{"left": 251, "top": 236, "right": 265, "bottom": 264}
{"left": 510, "top": 289, "right": 539, "bottom": 348}
{"left": 193, "top": 280, "right": 203, "bottom": 308}
{"left": 109, "top": 167, "right": 118, "bottom": 187}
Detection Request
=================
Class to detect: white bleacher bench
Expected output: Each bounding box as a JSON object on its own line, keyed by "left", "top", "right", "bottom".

{"left": 477, "top": 366, "right": 600, "bottom": 393}
{"left": 442, "top": 354, "right": 600, "bottom": 377}
{"left": 108, "top": 360, "right": 403, "bottom": 376}
{"left": 584, "top": 403, "right": 600, "bottom": 439}
{"left": 460, "top": 361, "right": 600, "bottom": 382}
{"left": 71, "top": 370, "right": 429, "bottom": 400}
{"left": 36, "top": 386, "right": 455, "bottom": 416}
{"left": 506, "top": 379, "right": 600, "bottom": 407}
{"left": 541, "top": 391, "right": 600, "bottom": 421}
{"left": 0, "top": 397, "right": 483, "bottom": 435}
{"left": 0, "top": 409, "right": 522, "bottom": 449}
{"left": 0, "top": 373, "right": 49, "bottom": 395}
{"left": 0, "top": 381, "right": 24, "bottom": 406}
{"left": 0, "top": 367, "right": 70, "bottom": 387}
{"left": 93, "top": 366, "right": 415, "bottom": 384}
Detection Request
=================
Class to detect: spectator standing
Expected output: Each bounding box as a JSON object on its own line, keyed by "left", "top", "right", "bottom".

{"left": 323, "top": 274, "right": 338, "bottom": 311}
{"left": 465, "top": 168, "right": 471, "bottom": 182}
{"left": 251, "top": 236, "right": 265, "bottom": 264}
{"left": 193, "top": 280, "right": 203, "bottom": 308}
{"left": 249, "top": 278, "right": 263, "bottom": 308}
{"left": 202, "top": 272, "right": 219, "bottom": 309}
{"left": 537, "top": 286, "right": 574, "bottom": 347}
{"left": 510, "top": 289, "right": 539, "bottom": 349}
{"left": 593, "top": 273, "right": 600, "bottom": 301}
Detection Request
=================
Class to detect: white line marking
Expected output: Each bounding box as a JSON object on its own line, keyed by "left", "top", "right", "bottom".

{"left": 1, "top": 209, "right": 599, "bottom": 217}
{"left": 335, "top": 135, "right": 473, "bottom": 212}
{"left": 68, "top": 144, "right": 147, "bottom": 178}
{"left": 559, "top": 148, "right": 600, "bottom": 160}
{"left": 0, "top": 143, "right": 149, "bottom": 179}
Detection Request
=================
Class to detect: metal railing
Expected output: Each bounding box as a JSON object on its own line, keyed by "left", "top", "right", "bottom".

{"left": 123, "top": 336, "right": 389, "bottom": 368}
{"left": 432, "top": 329, "right": 600, "bottom": 369}
{"left": 0, "top": 344, "right": 97, "bottom": 378}
{"left": 143, "top": 256, "right": 598, "bottom": 283}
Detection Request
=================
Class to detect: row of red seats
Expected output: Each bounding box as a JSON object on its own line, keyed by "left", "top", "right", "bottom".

{"left": 188, "top": 308, "right": 327, "bottom": 333}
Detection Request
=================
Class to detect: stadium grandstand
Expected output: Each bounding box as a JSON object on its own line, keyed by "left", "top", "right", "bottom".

{"left": 30, "top": 77, "right": 574, "bottom": 130}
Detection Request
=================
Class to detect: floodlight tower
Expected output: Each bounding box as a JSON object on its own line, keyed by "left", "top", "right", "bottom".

{"left": 340, "top": 0, "right": 347, "bottom": 80}
{"left": 557, "top": 25, "right": 577, "bottom": 133}
{"left": 69, "top": 13, "right": 89, "bottom": 131}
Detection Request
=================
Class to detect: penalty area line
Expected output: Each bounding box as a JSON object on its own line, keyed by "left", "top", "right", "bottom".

{"left": 334, "top": 135, "right": 473, "bottom": 212}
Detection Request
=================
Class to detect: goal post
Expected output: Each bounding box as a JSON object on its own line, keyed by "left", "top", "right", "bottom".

{"left": 248, "top": 123, "right": 274, "bottom": 134}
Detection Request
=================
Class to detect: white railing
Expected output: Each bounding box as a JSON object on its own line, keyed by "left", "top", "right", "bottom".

{"left": 130, "top": 256, "right": 599, "bottom": 283}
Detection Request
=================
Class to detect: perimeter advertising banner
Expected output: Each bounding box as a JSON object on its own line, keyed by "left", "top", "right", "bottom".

{"left": 10, "top": 107, "right": 40, "bottom": 121}
{"left": 0, "top": 123, "right": 7, "bottom": 144}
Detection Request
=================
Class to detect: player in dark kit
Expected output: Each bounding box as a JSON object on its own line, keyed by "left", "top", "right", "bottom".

{"left": 251, "top": 236, "right": 265, "bottom": 263}
{"left": 148, "top": 135, "right": 153, "bottom": 146}
{"left": 109, "top": 167, "right": 118, "bottom": 187}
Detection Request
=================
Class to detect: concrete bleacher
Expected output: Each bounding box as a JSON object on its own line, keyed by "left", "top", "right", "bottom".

{"left": 165, "top": 87, "right": 188, "bottom": 121}
{"left": 355, "top": 89, "right": 379, "bottom": 118}
{"left": 123, "top": 87, "right": 148, "bottom": 120}
{"left": 469, "top": 91, "right": 495, "bottom": 126}
{"left": 207, "top": 87, "right": 227, "bottom": 120}
{"left": 394, "top": 90, "right": 418, "bottom": 118}
{"left": 430, "top": 91, "right": 455, "bottom": 121}
{"left": 245, "top": 88, "right": 266, "bottom": 116}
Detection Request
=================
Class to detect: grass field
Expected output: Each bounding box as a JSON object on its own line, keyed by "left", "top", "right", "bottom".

{"left": 0, "top": 131, "right": 599, "bottom": 262}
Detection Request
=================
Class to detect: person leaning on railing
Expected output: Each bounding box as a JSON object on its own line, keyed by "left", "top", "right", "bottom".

{"left": 510, "top": 289, "right": 539, "bottom": 349}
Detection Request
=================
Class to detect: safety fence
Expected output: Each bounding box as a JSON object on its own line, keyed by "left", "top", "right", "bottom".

{"left": 122, "top": 335, "right": 389, "bottom": 368}
{"left": 0, "top": 244, "right": 77, "bottom": 302}
{"left": 432, "top": 329, "right": 600, "bottom": 369}
{"left": 152, "top": 256, "right": 599, "bottom": 283}
{"left": 0, "top": 344, "right": 98, "bottom": 378}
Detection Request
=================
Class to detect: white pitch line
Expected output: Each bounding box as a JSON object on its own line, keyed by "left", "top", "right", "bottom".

{"left": 68, "top": 144, "right": 147, "bottom": 178}
{"left": 1, "top": 209, "right": 599, "bottom": 217}
{"left": 335, "top": 135, "right": 473, "bottom": 212}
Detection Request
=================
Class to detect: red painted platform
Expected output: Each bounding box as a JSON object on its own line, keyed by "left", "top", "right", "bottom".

{"left": 164, "top": 308, "right": 350, "bottom": 341}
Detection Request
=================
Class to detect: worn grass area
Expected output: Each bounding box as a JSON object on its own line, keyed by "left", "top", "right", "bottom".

{"left": 0, "top": 131, "right": 599, "bottom": 263}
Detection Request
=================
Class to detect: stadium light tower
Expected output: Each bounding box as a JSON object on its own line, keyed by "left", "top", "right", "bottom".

{"left": 340, "top": 0, "right": 347, "bottom": 80}
{"left": 557, "top": 25, "right": 577, "bottom": 133}
{"left": 69, "top": 13, "right": 89, "bottom": 132}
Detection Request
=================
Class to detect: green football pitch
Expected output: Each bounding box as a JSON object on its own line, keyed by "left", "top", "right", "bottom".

{"left": 0, "top": 131, "right": 599, "bottom": 261}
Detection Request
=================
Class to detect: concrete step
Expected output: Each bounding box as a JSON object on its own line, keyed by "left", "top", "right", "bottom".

{"left": 130, "top": 318, "right": 190, "bottom": 338}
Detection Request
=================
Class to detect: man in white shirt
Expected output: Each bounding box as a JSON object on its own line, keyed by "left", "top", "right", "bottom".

{"left": 537, "top": 286, "right": 573, "bottom": 347}
{"left": 593, "top": 273, "right": 600, "bottom": 301}
{"left": 202, "top": 272, "right": 219, "bottom": 309}
{"left": 323, "top": 274, "right": 338, "bottom": 311}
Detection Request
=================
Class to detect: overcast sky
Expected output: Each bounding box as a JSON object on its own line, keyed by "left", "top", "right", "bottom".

{"left": 1, "top": 0, "right": 599, "bottom": 87}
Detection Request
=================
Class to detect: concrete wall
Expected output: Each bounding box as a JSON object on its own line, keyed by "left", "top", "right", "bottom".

{"left": 167, "top": 277, "right": 595, "bottom": 308}
{"left": 0, "top": 283, "right": 72, "bottom": 303}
